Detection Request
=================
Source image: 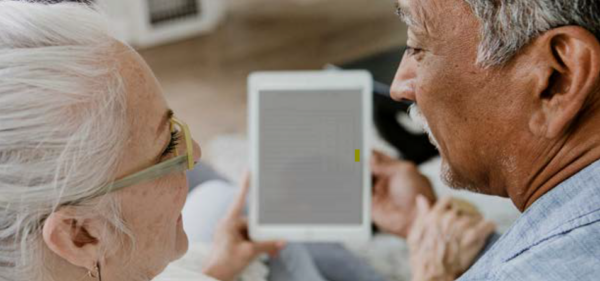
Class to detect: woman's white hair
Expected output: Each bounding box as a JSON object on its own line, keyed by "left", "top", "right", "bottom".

{"left": 0, "top": 1, "right": 131, "bottom": 280}
{"left": 464, "top": 0, "right": 600, "bottom": 67}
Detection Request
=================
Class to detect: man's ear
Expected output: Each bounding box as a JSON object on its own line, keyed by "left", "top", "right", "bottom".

{"left": 528, "top": 26, "right": 600, "bottom": 138}
{"left": 42, "top": 207, "right": 104, "bottom": 272}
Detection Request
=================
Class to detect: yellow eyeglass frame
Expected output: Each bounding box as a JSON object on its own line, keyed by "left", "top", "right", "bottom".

{"left": 69, "top": 117, "right": 196, "bottom": 205}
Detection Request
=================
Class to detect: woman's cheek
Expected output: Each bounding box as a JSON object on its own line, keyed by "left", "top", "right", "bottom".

{"left": 175, "top": 175, "right": 188, "bottom": 206}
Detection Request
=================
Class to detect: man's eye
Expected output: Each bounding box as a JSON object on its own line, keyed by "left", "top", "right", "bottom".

{"left": 406, "top": 46, "right": 423, "bottom": 56}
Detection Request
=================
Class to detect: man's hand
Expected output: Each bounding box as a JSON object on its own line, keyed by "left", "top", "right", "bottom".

{"left": 371, "top": 150, "right": 437, "bottom": 238}
{"left": 408, "top": 197, "right": 496, "bottom": 281}
{"left": 202, "top": 173, "right": 286, "bottom": 281}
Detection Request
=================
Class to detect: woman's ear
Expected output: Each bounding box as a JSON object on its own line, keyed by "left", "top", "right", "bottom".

{"left": 42, "top": 206, "right": 104, "bottom": 272}
{"left": 528, "top": 26, "right": 600, "bottom": 138}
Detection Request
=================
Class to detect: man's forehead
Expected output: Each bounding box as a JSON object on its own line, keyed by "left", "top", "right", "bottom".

{"left": 397, "top": 0, "right": 475, "bottom": 38}
{"left": 397, "top": 0, "right": 431, "bottom": 34}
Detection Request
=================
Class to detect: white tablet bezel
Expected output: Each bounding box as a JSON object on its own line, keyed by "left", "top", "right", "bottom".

{"left": 248, "top": 70, "right": 372, "bottom": 242}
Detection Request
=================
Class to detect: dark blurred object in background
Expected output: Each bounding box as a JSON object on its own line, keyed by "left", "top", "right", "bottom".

{"left": 40, "top": 0, "right": 94, "bottom": 3}
{"left": 148, "top": 0, "right": 199, "bottom": 25}
{"left": 338, "top": 47, "right": 440, "bottom": 165}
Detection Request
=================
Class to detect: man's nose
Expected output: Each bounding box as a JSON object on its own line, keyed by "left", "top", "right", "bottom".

{"left": 390, "top": 54, "right": 418, "bottom": 102}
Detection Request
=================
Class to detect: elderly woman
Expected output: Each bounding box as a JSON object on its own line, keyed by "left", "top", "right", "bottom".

{"left": 0, "top": 2, "right": 494, "bottom": 281}
{"left": 0, "top": 2, "right": 277, "bottom": 280}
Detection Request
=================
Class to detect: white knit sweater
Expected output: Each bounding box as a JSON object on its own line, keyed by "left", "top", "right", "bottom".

{"left": 154, "top": 243, "right": 269, "bottom": 281}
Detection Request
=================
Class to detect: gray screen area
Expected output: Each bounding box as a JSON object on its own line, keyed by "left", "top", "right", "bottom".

{"left": 258, "top": 89, "right": 363, "bottom": 225}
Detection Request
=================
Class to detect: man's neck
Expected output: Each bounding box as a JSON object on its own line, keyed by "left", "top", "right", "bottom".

{"left": 509, "top": 99, "right": 600, "bottom": 212}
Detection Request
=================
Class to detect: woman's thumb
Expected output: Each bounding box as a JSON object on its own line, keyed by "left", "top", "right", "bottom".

{"left": 253, "top": 241, "right": 286, "bottom": 257}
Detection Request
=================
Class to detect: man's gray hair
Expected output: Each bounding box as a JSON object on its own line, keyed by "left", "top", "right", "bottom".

{"left": 464, "top": 0, "right": 600, "bottom": 67}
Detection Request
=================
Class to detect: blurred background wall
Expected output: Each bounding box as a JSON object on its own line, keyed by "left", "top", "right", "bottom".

{"left": 101, "top": 0, "right": 408, "bottom": 160}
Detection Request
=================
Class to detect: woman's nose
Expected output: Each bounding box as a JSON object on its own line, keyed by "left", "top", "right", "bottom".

{"left": 390, "top": 54, "right": 418, "bottom": 102}
{"left": 192, "top": 140, "right": 201, "bottom": 163}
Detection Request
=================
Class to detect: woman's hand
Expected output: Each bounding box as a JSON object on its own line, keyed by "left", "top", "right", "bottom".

{"left": 408, "top": 196, "right": 496, "bottom": 281}
{"left": 371, "top": 150, "right": 437, "bottom": 238}
{"left": 202, "top": 174, "right": 286, "bottom": 281}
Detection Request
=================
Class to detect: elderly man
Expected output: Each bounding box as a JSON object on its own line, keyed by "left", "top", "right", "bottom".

{"left": 372, "top": 0, "right": 600, "bottom": 280}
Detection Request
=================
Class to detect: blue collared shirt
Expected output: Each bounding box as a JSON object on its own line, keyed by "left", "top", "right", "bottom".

{"left": 459, "top": 160, "right": 600, "bottom": 280}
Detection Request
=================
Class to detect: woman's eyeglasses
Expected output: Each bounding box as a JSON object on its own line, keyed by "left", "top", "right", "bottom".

{"left": 67, "top": 116, "right": 196, "bottom": 205}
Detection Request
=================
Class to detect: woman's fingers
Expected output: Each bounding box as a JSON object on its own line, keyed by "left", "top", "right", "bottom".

{"left": 370, "top": 151, "right": 387, "bottom": 176}
{"left": 252, "top": 240, "right": 286, "bottom": 257}
{"left": 408, "top": 197, "right": 495, "bottom": 280}
{"left": 432, "top": 196, "right": 453, "bottom": 214}
{"left": 371, "top": 150, "right": 395, "bottom": 166}
{"left": 233, "top": 216, "right": 249, "bottom": 230}
{"left": 440, "top": 208, "right": 460, "bottom": 234}
{"left": 370, "top": 150, "right": 407, "bottom": 175}
{"left": 416, "top": 194, "right": 431, "bottom": 215}
{"left": 371, "top": 176, "right": 388, "bottom": 198}
{"left": 241, "top": 170, "right": 250, "bottom": 191}
{"left": 227, "top": 173, "right": 250, "bottom": 219}
{"left": 408, "top": 195, "right": 431, "bottom": 244}
{"left": 463, "top": 219, "right": 496, "bottom": 247}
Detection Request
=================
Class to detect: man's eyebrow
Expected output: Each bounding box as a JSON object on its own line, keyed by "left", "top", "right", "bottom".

{"left": 156, "top": 109, "right": 174, "bottom": 137}
{"left": 395, "top": 2, "right": 427, "bottom": 32}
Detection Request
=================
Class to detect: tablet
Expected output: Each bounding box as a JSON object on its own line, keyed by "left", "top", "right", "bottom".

{"left": 248, "top": 70, "right": 372, "bottom": 242}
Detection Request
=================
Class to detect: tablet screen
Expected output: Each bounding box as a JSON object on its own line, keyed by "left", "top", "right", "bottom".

{"left": 258, "top": 89, "right": 364, "bottom": 225}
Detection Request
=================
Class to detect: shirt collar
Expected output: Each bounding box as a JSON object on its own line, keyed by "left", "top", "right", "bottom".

{"left": 488, "top": 159, "right": 600, "bottom": 262}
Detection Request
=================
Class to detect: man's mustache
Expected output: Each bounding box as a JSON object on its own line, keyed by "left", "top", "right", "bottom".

{"left": 408, "top": 104, "right": 440, "bottom": 149}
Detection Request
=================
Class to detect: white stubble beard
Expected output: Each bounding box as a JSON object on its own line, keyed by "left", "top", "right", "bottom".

{"left": 408, "top": 104, "right": 440, "bottom": 150}
{"left": 407, "top": 104, "right": 461, "bottom": 189}
{"left": 408, "top": 104, "right": 486, "bottom": 193}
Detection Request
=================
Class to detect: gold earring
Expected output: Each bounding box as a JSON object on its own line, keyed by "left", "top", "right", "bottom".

{"left": 87, "top": 263, "right": 99, "bottom": 279}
